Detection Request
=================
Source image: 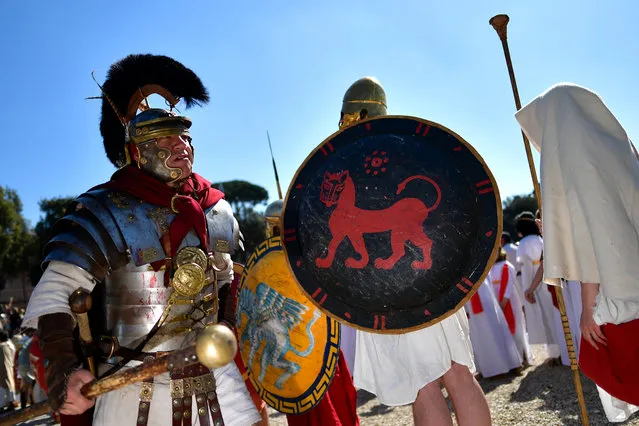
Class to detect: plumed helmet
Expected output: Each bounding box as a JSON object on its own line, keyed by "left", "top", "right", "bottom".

{"left": 340, "top": 77, "right": 387, "bottom": 128}
{"left": 99, "top": 54, "right": 209, "bottom": 167}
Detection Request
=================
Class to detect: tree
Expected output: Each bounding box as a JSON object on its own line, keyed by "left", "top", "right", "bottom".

{"left": 0, "top": 187, "right": 32, "bottom": 289}
{"left": 28, "top": 197, "right": 75, "bottom": 285}
{"left": 502, "top": 191, "right": 538, "bottom": 242}
{"left": 212, "top": 180, "right": 269, "bottom": 263}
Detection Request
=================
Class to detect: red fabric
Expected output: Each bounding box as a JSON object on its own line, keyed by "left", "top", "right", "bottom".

{"left": 470, "top": 293, "right": 483, "bottom": 314}
{"left": 578, "top": 318, "right": 639, "bottom": 405}
{"left": 547, "top": 284, "right": 560, "bottom": 310}
{"left": 95, "top": 166, "right": 224, "bottom": 260}
{"left": 498, "top": 264, "right": 516, "bottom": 335}
{"left": 286, "top": 350, "right": 359, "bottom": 426}
{"left": 28, "top": 335, "right": 46, "bottom": 392}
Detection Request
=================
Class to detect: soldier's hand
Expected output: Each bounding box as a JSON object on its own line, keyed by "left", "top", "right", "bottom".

{"left": 59, "top": 369, "right": 95, "bottom": 415}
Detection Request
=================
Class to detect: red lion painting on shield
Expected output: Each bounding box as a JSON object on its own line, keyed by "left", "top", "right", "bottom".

{"left": 316, "top": 170, "right": 441, "bottom": 270}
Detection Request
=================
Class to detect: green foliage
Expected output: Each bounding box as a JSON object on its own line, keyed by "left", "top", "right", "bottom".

{"left": 28, "top": 197, "right": 75, "bottom": 285}
{"left": 211, "top": 180, "right": 269, "bottom": 263}
{"left": 0, "top": 187, "right": 33, "bottom": 288}
{"left": 212, "top": 180, "right": 268, "bottom": 221}
{"left": 502, "top": 191, "right": 539, "bottom": 241}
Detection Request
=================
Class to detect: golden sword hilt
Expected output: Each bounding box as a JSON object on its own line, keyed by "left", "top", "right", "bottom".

{"left": 69, "top": 288, "right": 96, "bottom": 376}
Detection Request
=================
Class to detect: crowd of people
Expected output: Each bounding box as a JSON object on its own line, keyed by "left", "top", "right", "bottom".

{"left": 0, "top": 305, "right": 48, "bottom": 415}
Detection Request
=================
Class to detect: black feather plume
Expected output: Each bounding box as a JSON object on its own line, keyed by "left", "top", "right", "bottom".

{"left": 99, "top": 54, "right": 209, "bottom": 167}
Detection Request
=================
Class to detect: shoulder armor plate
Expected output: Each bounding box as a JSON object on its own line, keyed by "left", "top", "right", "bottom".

{"left": 205, "top": 199, "right": 239, "bottom": 254}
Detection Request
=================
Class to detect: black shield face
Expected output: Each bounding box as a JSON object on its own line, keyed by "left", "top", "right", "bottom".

{"left": 282, "top": 116, "right": 502, "bottom": 333}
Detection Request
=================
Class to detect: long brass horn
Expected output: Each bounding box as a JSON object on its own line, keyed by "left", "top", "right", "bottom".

{"left": 489, "top": 14, "right": 589, "bottom": 426}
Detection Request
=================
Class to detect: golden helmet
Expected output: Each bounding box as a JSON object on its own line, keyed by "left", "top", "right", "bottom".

{"left": 339, "top": 77, "right": 387, "bottom": 129}
{"left": 264, "top": 199, "right": 283, "bottom": 238}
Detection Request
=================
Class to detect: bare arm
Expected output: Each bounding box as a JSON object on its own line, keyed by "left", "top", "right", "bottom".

{"left": 580, "top": 282, "right": 607, "bottom": 349}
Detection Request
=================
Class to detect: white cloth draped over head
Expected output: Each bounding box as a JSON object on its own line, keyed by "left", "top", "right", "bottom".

{"left": 515, "top": 83, "right": 639, "bottom": 304}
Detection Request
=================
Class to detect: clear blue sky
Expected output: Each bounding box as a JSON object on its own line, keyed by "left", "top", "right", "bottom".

{"left": 2, "top": 1, "right": 638, "bottom": 226}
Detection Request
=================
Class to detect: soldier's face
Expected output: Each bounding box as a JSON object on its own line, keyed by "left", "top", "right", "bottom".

{"left": 156, "top": 134, "right": 194, "bottom": 180}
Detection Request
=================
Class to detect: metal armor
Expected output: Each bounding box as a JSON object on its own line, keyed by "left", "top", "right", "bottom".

{"left": 340, "top": 76, "right": 387, "bottom": 128}
{"left": 44, "top": 187, "right": 241, "bottom": 352}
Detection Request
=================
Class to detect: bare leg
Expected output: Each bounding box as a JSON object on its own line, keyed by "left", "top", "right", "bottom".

{"left": 253, "top": 406, "right": 270, "bottom": 425}
{"left": 412, "top": 378, "right": 453, "bottom": 426}
{"left": 442, "top": 362, "right": 491, "bottom": 426}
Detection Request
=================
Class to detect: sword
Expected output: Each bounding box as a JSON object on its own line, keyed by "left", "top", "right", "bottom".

{"left": 69, "top": 288, "right": 96, "bottom": 376}
{"left": 0, "top": 324, "right": 237, "bottom": 426}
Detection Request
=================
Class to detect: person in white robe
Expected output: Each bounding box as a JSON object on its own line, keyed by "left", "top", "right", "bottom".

{"left": 516, "top": 82, "right": 639, "bottom": 422}
{"left": 516, "top": 212, "right": 559, "bottom": 360}
{"left": 501, "top": 232, "right": 519, "bottom": 268}
{"left": 464, "top": 276, "right": 522, "bottom": 378}
{"left": 490, "top": 250, "right": 531, "bottom": 364}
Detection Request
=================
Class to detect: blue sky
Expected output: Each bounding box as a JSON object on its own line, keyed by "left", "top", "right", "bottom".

{"left": 2, "top": 1, "right": 638, "bottom": 225}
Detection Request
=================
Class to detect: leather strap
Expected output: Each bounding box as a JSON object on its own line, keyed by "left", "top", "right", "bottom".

{"left": 136, "top": 357, "right": 154, "bottom": 426}
{"left": 170, "top": 368, "right": 185, "bottom": 426}
{"left": 37, "top": 313, "right": 83, "bottom": 411}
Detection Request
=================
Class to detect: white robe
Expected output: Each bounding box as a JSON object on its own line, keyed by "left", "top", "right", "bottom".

{"left": 517, "top": 235, "right": 559, "bottom": 358}
{"left": 516, "top": 82, "right": 639, "bottom": 422}
{"left": 503, "top": 243, "right": 519, "bottom": 274}
{"left": 353, "top": 309, "right": 474, "bottom": 406}
{"left": 465, "top": 277, "right": 522, "bottom": 378}
{"left": 490, "top": 260, "right": 532, "bottom": 363}
{"left": 339, "top": 324, "right": 357, "bottom": 375}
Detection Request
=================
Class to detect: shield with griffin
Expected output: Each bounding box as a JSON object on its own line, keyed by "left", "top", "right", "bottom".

{"left": 281, "top": 115, "right": 502, "bottom": 333}
{"left": 235, "top": 236, "right": 340, "bottom": 414}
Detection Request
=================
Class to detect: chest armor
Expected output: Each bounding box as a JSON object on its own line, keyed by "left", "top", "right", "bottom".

{"left": 46, "top": 188, "right": 241, "bottom": 353}
{"left": 101, "top": 189, "right": 239, "bottom": 351}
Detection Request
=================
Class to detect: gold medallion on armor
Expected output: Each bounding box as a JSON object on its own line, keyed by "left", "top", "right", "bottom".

{"left": 172, "top": 263, "right": 206, "bottom": 297}
{"left": 174, "top": 246, "right": 208, "bottom": 270}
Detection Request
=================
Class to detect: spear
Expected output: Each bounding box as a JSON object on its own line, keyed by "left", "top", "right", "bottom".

{"left": 267, "top": 131, "right": 283, "bottom": 200}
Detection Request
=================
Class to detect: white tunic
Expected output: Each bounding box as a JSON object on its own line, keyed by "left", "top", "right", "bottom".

{"left": 24, "top": 261, "right": 261, "bottom": 426}
{"left": 353, "top": 309, "right": 474, "bottom": 406}
{"left": 517, "top": 235, "right": 559, "bottom": 358}
{"left": 339, "top": 324, "right": 357, "bottom": 375}
{"left": 489, "top": 260, "right": 532, "bottom": 363}
{"left": 465, "top": 277, "right": 522, "bottom": 378}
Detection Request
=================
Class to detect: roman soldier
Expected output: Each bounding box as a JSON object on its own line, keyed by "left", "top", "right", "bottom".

{"left": 23, "top": 54, "right": 261, "bottom": 426}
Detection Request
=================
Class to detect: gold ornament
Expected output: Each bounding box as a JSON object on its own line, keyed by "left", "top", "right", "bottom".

{"left": 196, "top": 324, "right": 237, "bottom": 369}
{"left": 172, "top": 263, "right": 206, "bottom": 297}
{"left": 175, "top": 247, "right": 208, "bottom": 270}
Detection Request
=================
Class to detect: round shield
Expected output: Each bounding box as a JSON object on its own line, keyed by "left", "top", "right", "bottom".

{"left": 235, "top": 237, "right": 340, "bottom": 414}
{"left": 282, "top": 115, "right": 502, "bottom": 333}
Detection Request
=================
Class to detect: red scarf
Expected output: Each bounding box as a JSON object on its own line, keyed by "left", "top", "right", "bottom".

{"left": 95, "top": 166, "right": 224, "bottom": 261}
{"left": 498, "top": 264, "right": 516, "bottom": 335}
